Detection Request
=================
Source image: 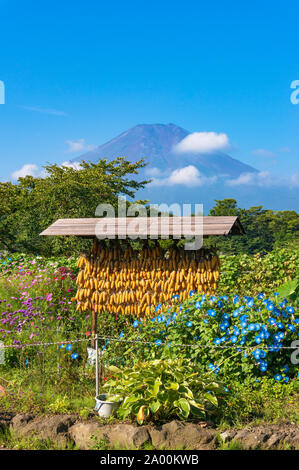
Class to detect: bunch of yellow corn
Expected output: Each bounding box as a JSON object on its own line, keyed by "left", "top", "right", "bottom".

{"left": 74, "top": 240, "right": 220, "bottom": 316}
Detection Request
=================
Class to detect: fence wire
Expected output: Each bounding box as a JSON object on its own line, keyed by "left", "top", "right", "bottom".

{"left": 0, "top": 334, "right": 297, "bottom": 350}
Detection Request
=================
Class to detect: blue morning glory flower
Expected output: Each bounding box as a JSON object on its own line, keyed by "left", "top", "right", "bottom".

{"left": 66, "top": 344, "right": 72, "bottom": 351}
{"left": 286, "top": 306, "right": 294, "bottom": 314}
{"left": 207, "top": 309, "right": 216, "bottom": 317}
{"left": 287, "top": 324, "right": 296, "bottom": 332}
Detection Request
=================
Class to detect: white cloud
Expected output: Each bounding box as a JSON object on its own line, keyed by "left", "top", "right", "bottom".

{"left": 145, "top": 167, "right": 164, "bottom": 177}
{"left": 11, "top": 160, "right": 83, "bottom": 181}
{"left": 226, "top": 171, "right": 299, "bottom": 188}
{"left": 150, "top": 165, "right": 217, "bottom": 187}
{"left": 65, "top": 138, "right": 97, "bottom": 154}
{"left": 252, "top": 148, "right": 276, "bottom": 158}
{"left": 168, "top": 166, "right": 203, "bottom": 186}
{"left": 20, "top": 106, "right": 67, "bottom": 116}
{"left": 290, "top": 173, "right": 299, "bottom": 188}
{"left": 61, "top": 161, "right": 82, "bottom": 170}
{"left": 11, "top": 164, "right": 45, "bottom": 180}
{"left": 173, "top": 132, "right": 230, "bottom": 154}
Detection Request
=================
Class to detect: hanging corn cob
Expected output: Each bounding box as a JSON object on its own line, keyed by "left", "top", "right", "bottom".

{"left": 74, "top": 239, "right": 220, "bottom": 316}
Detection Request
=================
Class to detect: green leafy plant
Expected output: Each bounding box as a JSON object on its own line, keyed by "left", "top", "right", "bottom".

{"left": 103, "top": 359, "right": 225, "bottom": 424}
{"left": 277, "top": 277, "right": 299, "bottom": 306}
{"left": 47, "top": 395, "right": 71, "bottom": 413}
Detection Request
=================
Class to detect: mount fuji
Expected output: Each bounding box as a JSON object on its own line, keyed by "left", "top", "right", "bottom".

{"left": 73, "top": 123, "right": 257, "bottom": 178}
{"left": 72, "top": 123, "right": 296, "bottom": 212}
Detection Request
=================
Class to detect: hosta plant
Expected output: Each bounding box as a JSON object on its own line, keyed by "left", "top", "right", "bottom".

{"left": 102, "top": 359, "right": 225, "bottom": 424}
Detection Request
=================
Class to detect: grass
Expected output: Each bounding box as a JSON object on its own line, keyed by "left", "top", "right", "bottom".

{"left": 1, "top": 361, "right": 299, "bottom": 430}
{"left": 216, "top": 379, "right": 299, "bottom": 429}
{"left": 0, "top": 249, "right": 298, "bottom": 441}
{"left": 0, "top": 428, "right": 76, "bottom": 450}
{"left": 217, "top": 440, "right": 246, "bottom": 450}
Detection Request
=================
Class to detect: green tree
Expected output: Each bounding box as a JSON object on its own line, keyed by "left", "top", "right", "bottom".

{"left": 208, "top": 199, "right": 299, "bottom": 255}
{"left": 0, "top": 158, "right": 149, "bottom": 256}
{"left": 209, "top": 198, "right": 239, "bottom": 216}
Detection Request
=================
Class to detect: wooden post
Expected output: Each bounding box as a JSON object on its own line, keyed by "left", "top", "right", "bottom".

{"left": 91, "top": 309, "right": 98, "bottom": 349}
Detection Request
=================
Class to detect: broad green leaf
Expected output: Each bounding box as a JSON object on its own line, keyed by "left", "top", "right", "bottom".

{"left": 150, "top": 401, "right": 161, "bottom": 414}
{"left": 203, "top": 393, "right": 218, "bottom": 407}
{"left": 166, "top": 382, "right": 179, "bottom": 391}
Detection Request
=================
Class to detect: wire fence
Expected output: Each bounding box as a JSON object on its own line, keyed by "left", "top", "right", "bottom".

{"left": 0, "top": 332, "right": 298, "bottom": 404}
{"left": 1, "top": 333, "right": 298, "bottom": 350}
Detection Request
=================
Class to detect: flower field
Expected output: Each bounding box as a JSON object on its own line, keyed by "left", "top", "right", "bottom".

{"left": 0, "top": 248, "right": 298, "bottom": 426}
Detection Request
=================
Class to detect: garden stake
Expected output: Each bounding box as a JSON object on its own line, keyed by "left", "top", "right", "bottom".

{"left": 95, "top": 334, "right": 99, "bottom": 398}
{"left": 99, "top": 346, "right": 103, "bottom": 386}
{"left": 91, "top": 309, "right": 97, "bottom": 349}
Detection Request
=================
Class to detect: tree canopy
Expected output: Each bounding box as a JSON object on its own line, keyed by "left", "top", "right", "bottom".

{"left": 0, "top": 158, "right": 148, "bottom": 256}
{"left": 208, "top": 198, "right": 299, "bottom": 254}
{"left": 1, "top": 160, "right": 297, "bottom": 258}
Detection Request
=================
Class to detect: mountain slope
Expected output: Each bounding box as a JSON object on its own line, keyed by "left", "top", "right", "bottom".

{"left": 74, "top": 123, "right": 189, "bottom": 167}
{"left": 71, "top": 123, "right": 298, "bottom": 212}
{"left": 73, "top": 123, "right": 257, "bottom": 177}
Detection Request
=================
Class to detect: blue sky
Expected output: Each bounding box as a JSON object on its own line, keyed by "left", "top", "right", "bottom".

{"left": 0, "top": 0, "right": 298, "bottom": 206}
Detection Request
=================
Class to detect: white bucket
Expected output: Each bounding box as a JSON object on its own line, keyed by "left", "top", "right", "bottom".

{"left": 94, "top": 394, "right": 122, "bottom": 418}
